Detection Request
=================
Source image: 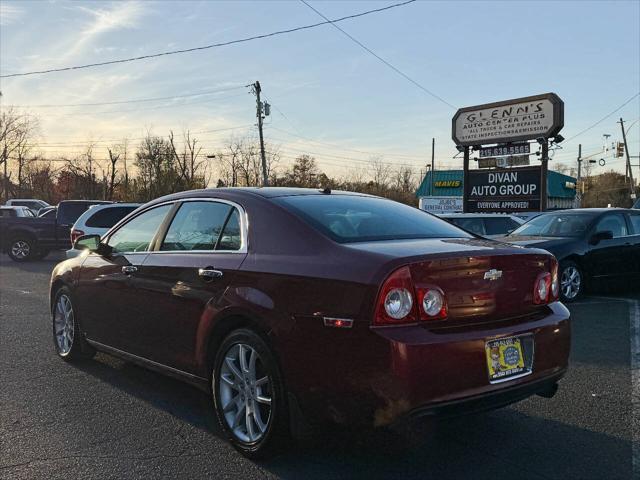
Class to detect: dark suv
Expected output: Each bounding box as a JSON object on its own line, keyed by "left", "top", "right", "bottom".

{"left": 1, "top": 200, "right": 111, "bottom": 261}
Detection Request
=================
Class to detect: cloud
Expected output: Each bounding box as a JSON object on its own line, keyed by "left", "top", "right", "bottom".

{"left": 0, "top": 3, "right": 24, "bottom": 26}
{"left": 77, "top": 1, "right": 145, "bottom": 38}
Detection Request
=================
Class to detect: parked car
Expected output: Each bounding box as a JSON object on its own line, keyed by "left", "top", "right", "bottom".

{"left": 439, "top": 213, "right": 524, "bottom": 238}
{"left": 497, "top": 208, "right": 640, "bottom": 302}
{"left": 66, "top": 203, "right": 141, "bottom": 258}
{"left": 1, "top": 200, "right": 111, "bottom": 261}
{"left": 633, "top": 198, "right": 640, "bottom": 209}
{"left": 0, "top": 206, "right": 37, "bottom": 218}
{"left": 4, "top": 198, "right": 50, "bottom": 214}
{"left": 513, "top": 211, "right": 543, "bottom": 222}
{"left": 51, "top": 188, "right": 570, "bottom": 457}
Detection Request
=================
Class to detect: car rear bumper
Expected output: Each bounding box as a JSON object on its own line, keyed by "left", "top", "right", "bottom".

{"left": 290, "top": 301, "right": 570, "bottom": 428}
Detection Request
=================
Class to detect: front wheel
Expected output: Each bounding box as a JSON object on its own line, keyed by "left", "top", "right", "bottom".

{"left": 52, "top": 287, "right": 94, "bottom": 360}
{"left": 212, "top": 329, "right": 288, "bottom": 458}
{"left": 559, "top": 260, "right": 583, "bottom": 302}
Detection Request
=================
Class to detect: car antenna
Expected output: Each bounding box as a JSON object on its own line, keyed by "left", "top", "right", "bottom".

{"left": 320, "top": 187, "right": 331, "bottom": 194}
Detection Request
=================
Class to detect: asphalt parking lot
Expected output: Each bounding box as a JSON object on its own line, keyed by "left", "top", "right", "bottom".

{"left": 1, "top": 252, "right": 638, "bottom": 480}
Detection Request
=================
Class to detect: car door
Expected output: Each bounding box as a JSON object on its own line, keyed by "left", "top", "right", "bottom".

{"left": 75, "top": 203, "right": 175, "bottom": 352}
{"left": 585, "top": 212, "right": 633, "bottom": 279}
{"left": 130, "top": 199, "right": 248, "bottom": 373}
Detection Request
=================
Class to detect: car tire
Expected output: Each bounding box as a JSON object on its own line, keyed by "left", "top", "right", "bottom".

{"left": 559, "top": 260, "right": 583, "bottom": 303}
{"left": 51, "top": 286, "right": 95, "bottom": 361}
{"left": 8, "top": 236, "right": 36, "bottom": 262}
{"left": 212, "top": 328, "right": 289, "bottom": 458}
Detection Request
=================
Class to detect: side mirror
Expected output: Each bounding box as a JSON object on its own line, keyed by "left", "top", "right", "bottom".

{"left": 74, "top": 234, "right": 102, "bottom": 252}
{"left": 589, "top": 230, "right": 613, "bottom": 245}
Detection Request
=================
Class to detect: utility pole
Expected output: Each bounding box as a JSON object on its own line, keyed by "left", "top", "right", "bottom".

{"left": 575, "top": 143, "right": 582, "bottom": 208}
{"left": 430, "top": 138, "right": 435, "bottom": 196}
{"left": 251, "top": 81, "right": 268, "bottom": 187}
{"left": 619, "top": 118, "right": 635, "bottom": 198}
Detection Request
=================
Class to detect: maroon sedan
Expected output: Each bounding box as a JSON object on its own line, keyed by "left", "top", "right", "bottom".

{"left": 50, "top": 188, "right": 570, "bottom": 457}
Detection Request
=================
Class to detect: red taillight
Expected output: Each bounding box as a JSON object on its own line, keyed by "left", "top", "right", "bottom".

{"left": 70, "top": 229, "right": 84, "bottom": 245}
{"left": 374, "top": 266, "right": 448, "bottom": 326}
{"left": 416, "top": 287, "right": 448, "bottom": 320}
{"left": 533, "top": 272, "right": 552, "bottom": 304}
{"left": 550, "top": 258, "right": 559, "bottom": 302}
{"left": 374, "top": 266, "right": 416, "bottom": 325}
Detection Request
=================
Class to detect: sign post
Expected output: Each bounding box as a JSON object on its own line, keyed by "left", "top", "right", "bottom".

{"left": 452, "top": 93, "right": 564, "bottom": 213}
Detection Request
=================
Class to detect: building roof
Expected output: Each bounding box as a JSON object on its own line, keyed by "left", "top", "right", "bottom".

{"left": 416, "top": 170, "right": 463, "bottom": 197}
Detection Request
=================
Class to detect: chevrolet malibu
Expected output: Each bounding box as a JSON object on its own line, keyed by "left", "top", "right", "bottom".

{"left": 50, "top": 188, "right": 571, "bottom": 457}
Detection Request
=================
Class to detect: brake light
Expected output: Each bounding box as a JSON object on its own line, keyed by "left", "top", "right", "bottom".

{"left": 374, "top": 266, "right": 448, "bottom": 326}
{"left": 374, "top": 266, "right": 417, "bottom": 325}
{"left": 533, "top": 272, "right": 552, "bottom": 304}
{"left": 416, "top": 287, "right": 448, "bottom": 320}
{"left": 70, "top": 229, "right": 84, "bottom": 245}
{"left": 550, "top": 259, "right": 559, "bottom": 301}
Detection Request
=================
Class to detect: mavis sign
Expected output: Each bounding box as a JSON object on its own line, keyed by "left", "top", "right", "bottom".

{"left": 452, "top": 93, "right": 564, "bottom": 147}
{"left": 467, "top": 166, "right": 541, "bottom": 213}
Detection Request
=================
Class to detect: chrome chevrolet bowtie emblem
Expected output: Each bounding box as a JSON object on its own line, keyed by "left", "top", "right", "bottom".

{"left": 484, "top": 269, "right": 503, "bottom": 281}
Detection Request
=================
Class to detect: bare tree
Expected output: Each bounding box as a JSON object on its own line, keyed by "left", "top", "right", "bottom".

{"left": 0, "top": 107, "right": 38, "bottom": 200}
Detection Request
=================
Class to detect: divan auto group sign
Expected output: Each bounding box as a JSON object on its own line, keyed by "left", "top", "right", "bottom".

{"left": 452, "top": 93, "right": 564, "bottom": 146}
{"left": 467, "top": 166, "right": 541, "bottom": 213}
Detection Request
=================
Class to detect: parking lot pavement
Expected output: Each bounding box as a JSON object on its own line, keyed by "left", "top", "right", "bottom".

{"left": 0, "top": 252, "right": 637, "bottom": 480}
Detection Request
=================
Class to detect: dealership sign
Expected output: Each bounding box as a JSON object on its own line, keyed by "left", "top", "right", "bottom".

{"left": 419, "top": 196, "right": 463, "bottom": 214}
{"left": 467, "top": 166, "right": 541, "bottom": 213}
{"left": 452, "top": 93, "right": 564, "bottom": 147}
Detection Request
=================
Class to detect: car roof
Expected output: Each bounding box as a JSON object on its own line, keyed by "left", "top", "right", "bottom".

{"left": 148, "top": 187, "right": 375, "bottom": 205}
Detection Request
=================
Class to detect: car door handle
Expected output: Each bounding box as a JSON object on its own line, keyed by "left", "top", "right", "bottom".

{"left": 122, "top": 265, "right": 138, "bottom": 275}
{"left": 198, "top": 268, "right": 223, "bottom": 280}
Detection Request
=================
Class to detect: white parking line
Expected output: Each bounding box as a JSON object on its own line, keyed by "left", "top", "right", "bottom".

{"left": 630, "top": 299, "right": 640, "bottom": 476}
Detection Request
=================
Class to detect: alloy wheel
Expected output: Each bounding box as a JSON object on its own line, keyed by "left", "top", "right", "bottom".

{"left": 218, "top": 343, "right": 272, "bottom": 444}
{"left": 54, "top": 294, "right": 75, "bottom": 355}
{"left": 561, "top": 266, "right": 581, "bottom": 300}
{"left": 11, "top": 240, "right": 30, "bottom": 259}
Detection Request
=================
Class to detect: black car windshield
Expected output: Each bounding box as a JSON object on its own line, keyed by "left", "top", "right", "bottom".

{"left": 275, "top": 195, "right": 472, "bottom": 243}
{"left": 510, "top": 212, "right": 596, "bottom": 238}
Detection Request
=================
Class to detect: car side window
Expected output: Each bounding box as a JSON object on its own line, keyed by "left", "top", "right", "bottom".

{"left": 218, "top": 208, "right": 242, "bottom": 251}
{"left": 628, "top": 213, "right": 640, "bottom": 235}
{"left": 160, "top": 201, "right": 232, "bottom": 251}
{"left": 594, "top": 213, "right": 628, "bottom": 238}
{"left": 107, "top": 204, "right": 172, "bottom": 253}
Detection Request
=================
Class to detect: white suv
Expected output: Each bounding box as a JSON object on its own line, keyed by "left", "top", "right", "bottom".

{"left": 67, "top": 203, "right": 140, "bottom": 258}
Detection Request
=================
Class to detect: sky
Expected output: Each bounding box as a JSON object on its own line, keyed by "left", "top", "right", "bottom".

{"left": 1, "top": 0, "right": 639, "bottom": 182}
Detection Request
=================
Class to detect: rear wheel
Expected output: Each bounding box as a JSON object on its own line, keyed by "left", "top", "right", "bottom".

{"left": 8, "top": 236, "right": 36, "bottom": 262}
{"left": 559, "top": 260, "right": 583, "bottom": 302}
{"left": 212, "top": 329, "right": 288, "bottom": 458}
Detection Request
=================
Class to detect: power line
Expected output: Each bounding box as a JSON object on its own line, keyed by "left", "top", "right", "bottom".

{"left": 563, "top": 92, "right": 640, "bottom": 145}
{"left": 9, "top": 86, "right": 246, "bottom": 108}
{"left": 1, "top": 1, "right": 417, "bottom": 79}
{"left": 299, "top": 0, "right": 455, "bottom": 109}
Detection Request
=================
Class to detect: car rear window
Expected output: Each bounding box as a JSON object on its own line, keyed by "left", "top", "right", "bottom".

{"left": 274, "top": 195, "right": 471, "bottom": 243}
{"left": 58, "top": 202, "right": 109, "bottom": 225}
{"left": 85, "top": 206, "right": 138, "bottom": 228}
{"left": 484, "top": 217, "right": 519, "bottom": 235}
